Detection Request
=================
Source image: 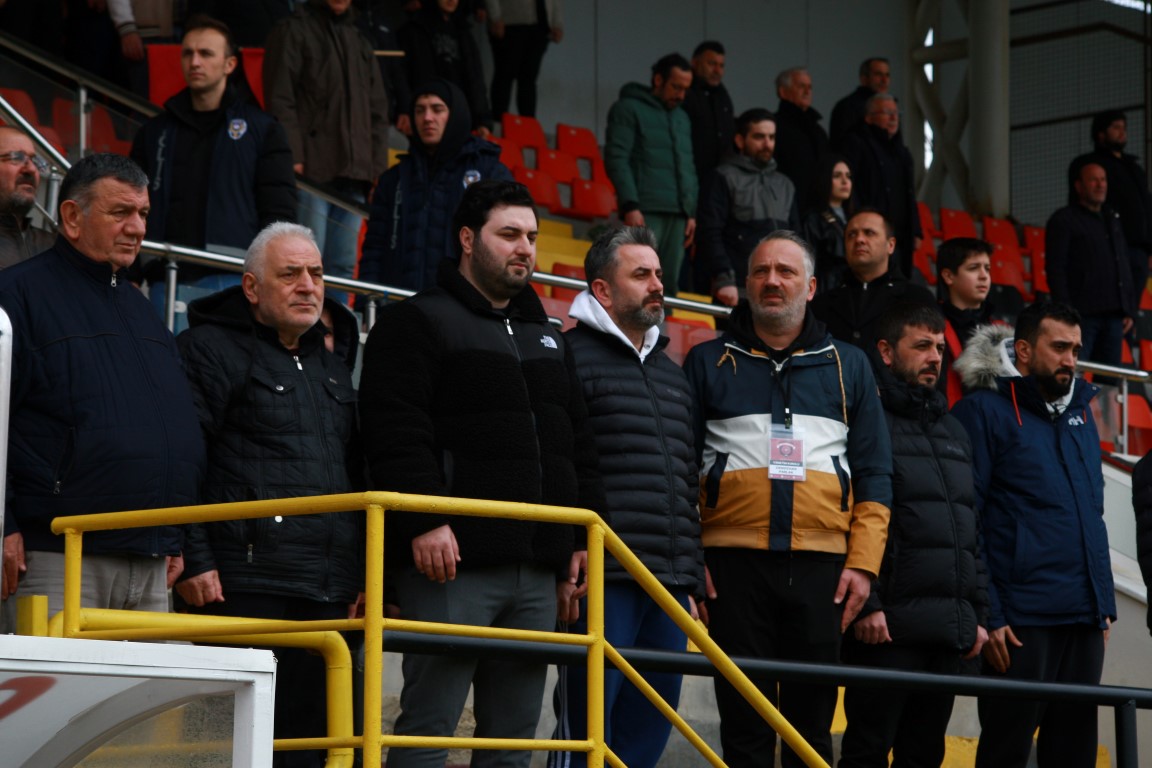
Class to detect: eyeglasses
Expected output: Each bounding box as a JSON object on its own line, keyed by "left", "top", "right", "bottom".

{"left": 0, "top": 150, "right": 50, "bottom": 174}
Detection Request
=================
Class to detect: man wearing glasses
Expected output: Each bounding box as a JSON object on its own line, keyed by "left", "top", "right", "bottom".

{"left": 0, "top": 126, "right": 53, "bottom": 269}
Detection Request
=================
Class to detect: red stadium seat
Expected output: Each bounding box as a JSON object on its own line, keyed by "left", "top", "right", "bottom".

{"left": 514, "top": 167, "right": 560, "bottom": 213}
{"left": 982, "top": 217, "right": 1023, "bottom": 261}
{"left": 501, "top": 114, "right": 547, "bottom": 151}
{"left": 1022, "top": 226, "right": 1048, "bottom": 295}
{"left": 991, "top": 243, "right": 1032, "bottom": 301}
{"left": 556, "top": 123, "right": 599, "bottom": 159}
{"left": 551, "top": 262, "right": 585, "bottom": 303}
{"left": 0, "top": 87, "right": 41, "bottom": 124}
{"left": 913, "top": 244, "right": 937, "bottom": 285}
{"left": 567, "top": 179, "right": 616, "bottom": 220}
{"left": 146, "top": 43, "right": 185, "bottom": 107}
{"left": 538, "top": 148, "right": 580, "bottom": 184}
{"left": 940, "top": 208, "right": 978, "bottom": 240}
{"left": 488, "top": 135, "right": 523, "bottom": 171}
{"left": 241, "top": 47, "right": 265, "bottom": 108}
{"left": 917, "top": 201, "right": 941, "bottom": 240}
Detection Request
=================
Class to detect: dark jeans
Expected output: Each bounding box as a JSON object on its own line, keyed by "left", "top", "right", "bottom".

{"left": 974, "top": 623, "right": 1105, "bottom": 768}
{"left": 706, "top": 548, "right": 845, "bottom": 768}
{"left": 489, "top": 25, "right": 549, "bottom": 119}
{"left": 839, "top": 638, "right": 963, "bottom": 768}
{"left": 1079, "top": 313, "right": 1124, "bottom": 368}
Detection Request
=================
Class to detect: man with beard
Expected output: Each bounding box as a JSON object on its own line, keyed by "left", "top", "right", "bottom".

{"left": 683, "top": 231, "right": 891, "bottom": 768}
{"left": 952, "top": 301, "right": 1115, "bottom": 768}
{"left": 839, "top": 301, "right": 988, "bottom": 768}
{"left": 0, "top": 126, "right": 54, "bottom": 267}
{"left": 358, "top": 179, "right": 603, "bottom": 768}
{"left": 551, "top": 226, "right": 703, "bottom": 768}
{"left": 699, "top": 108, "right": 800, "bottom": 308}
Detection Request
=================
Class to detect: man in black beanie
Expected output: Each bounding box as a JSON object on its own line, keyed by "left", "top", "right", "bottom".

{"left": 360, "top": 79, "right": 513, "bottom": 292}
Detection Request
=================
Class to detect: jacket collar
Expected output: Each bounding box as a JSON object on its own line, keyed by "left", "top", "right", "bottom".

{"left": 436, "top": 258, "right": 550, "bottom": 323}
{"left": 775, "top": 98, "right": 823, "bottom": 123}
{"left": 725, "top": 302, "right": 829, "bottom": 357}
{"left": 878, "top": 367, "right": 948, "bottom": 420}
{"left": 568, "top": 289, "right": 663, "bottom": 361}
{"left": 55, "top": 235, "right": 126, "bottom": 284}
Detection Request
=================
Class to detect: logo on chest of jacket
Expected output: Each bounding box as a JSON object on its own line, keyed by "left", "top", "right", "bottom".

{"left": 1067, "top": 413, "right": 1085, "bottom": 426}
{"left": 540, "top": 335, "right": 558, "bottom": 349}
{"left": 228, "top": 119, "right": 248, "bottom": 140}
{"left": 463, "top": 169, "right": 482, "bottom": 188}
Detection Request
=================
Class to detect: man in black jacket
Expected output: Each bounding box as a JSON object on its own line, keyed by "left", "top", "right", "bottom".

{"left": 773, "top": 67, "right": 829, "bottom": 210}
{"left": 552, "top": 226, "right": 704, "bottom": 768}
{"left": 839, "top": 301, "right": 988, "bottom": 768}
{"left": 359, "top": 180, "right": 603, "bottom": 768}
{"left": 130, "top": 14, "right": 297, "bottom": 331}
{"left": 176, "top": 222, "right": 362, "bottom": 768}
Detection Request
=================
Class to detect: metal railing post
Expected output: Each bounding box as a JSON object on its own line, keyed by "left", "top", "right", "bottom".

{"left": 1120, "top": 377, "right": 1131, "bottom": 454}
{"left": 0, "top": 308, "right": 12, "bottom": 583}
{"left": 363, "top": 504, "right": 386, "bottom": 768}
{"left": 78, "top": 85, "right": 89, "bottom": 156}
{"left": 1115, "top": 699, "right": 1139, "bottom": 768}
{"left": 587, "top": 523, "right": 606, "bottom": 768}
{"left": 164, "top": 258, "right": 179, "bottom": 333}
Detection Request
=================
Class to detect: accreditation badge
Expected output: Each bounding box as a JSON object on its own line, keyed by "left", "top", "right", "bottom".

{"left": 768, "top": 426, "right": 806, "bottom": 481}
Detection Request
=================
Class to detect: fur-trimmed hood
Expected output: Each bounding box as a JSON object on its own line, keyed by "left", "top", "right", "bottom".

{"left": 954, "top": 324, "right": 1018, "bottom": 391}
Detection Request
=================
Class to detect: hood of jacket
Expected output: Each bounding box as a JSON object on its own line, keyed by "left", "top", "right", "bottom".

{"left": 407, "top": 78, "right": 474, "bottom": 162}
{"left": 954, "top": 323, "right": 1018, "bottom": 391}
{"left": 435, "top": 257, "right": 550, "bottom": 323}
{"left": 725, "top": 300, "right": 829, "bottom": 356}
{"left": 722, "top": 152, "right": 781, "bottom": 177}
{"left": 186, "top": 284, "right": 330, "bottom": 356}
{"left": 568, "top": 289, "right": 663, "bottom": 362}
{"left": 619, "top": 81, "right": 667, "bottom": 111}
{"left": 878, "top": 366, "right": 949, "bottom": 422}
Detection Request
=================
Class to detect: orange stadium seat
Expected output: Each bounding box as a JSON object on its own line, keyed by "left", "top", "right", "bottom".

{"left": 502, "top": 114, "right": 547, "bottom": 151}
{"left": 551, "top": 262, "right": 585, "bottom": 303}
{"left": 0, "top": 87, "right": 40, "bottom": 124}
{"left": 538, "top": 148, "right": 580, "bottom": 184}
{"left": 514, "top": 167, "right": 560, "bottom": 213}
{"left": 241, "top": 47, "right": 265, "bottom": 108}
{"left": 991, "top": 243, "right": 1032, "bottom": 302}
{"left": 488, "top": 135, "right": 523, "bottom": 171}
{"left": 917, "top": 201, "right": 941, "bottom": 240}
{"left": 1022, "top": 225, "right": 1048, "bottom": 295}
{"left": 568, "top": 179, "right": 616, "bottom": 220}
{"left": 146, "top": 43, "right": 185, "bottom": 107}
{"left": 983, "top": 217, "right": 1022, "bottom": 260}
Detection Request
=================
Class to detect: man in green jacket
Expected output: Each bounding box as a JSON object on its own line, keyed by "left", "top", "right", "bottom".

{"left": 604, "top": 53, "right": 698, "bottom": 295}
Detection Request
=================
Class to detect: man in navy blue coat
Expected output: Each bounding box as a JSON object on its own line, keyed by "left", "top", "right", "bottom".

{"left": 952, "top": 301, "right": 1115, "bottom": 768}
{"left": 0, "top": 153, "right": 205, "bottom": 621}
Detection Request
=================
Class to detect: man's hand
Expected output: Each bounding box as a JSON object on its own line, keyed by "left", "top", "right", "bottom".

{"left": 834, "top": 567, "right": 872, "bottom": 632}
{"left": 175, "top": 570, "right": 225, "bottom": 607}
{"left": 1124, "top": 317, "right": 1135, "bottom": 334}
{"left": 964, "top": 625, "right": 990, "bottom": 660}
{"left": 684, "top": 218, "right": 697, "bottom": 249}
{"left": 475, "top": 125, "right": 493, "bottom": 140}
{"left": 2, "top": 532, "right": 26, "bottom": 600}
{"left": 120, "top": 32, "right": 145, "bottom": 62}
{"left": 412, "top": 525, "right": 460, "bottom": 583}
{"left": 566, "top": 550, "right": 588, "bottom": 600}
{"left": 489, "top": 20, "right": 505, "bottom": 38}
{"left": 395, "top": 114, "right": 412, "bottom": 136}
{"left": 852, "top": 610, "right": 892, "bottom": 644}
{"left": 696, "top": 565, "right": 718, "bottom": 626}
{"left": 293, "top": 163, "right": 304, "bottom": 175}
{"left": 623, "top": 210, "right": 645, "bottom": 227}
{"left": 556, "top": 579, "right": 580, "bottom": 622}
{"left": 165, "top": 555, "right": 184, "bottom": 588}
{"left": 348, "top": 592, "right": 365, "bottom": 619}
{"left": 1104, "top": 617, "right": 1112, "bottom": 646}
{"left": 982, "top": 625, "right": 1022, "bottom": 673}
{"left": 715, "top": 286, "right": 739, "bottom": 307}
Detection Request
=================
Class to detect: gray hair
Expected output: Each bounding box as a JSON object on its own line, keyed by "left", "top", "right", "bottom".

{"left": 58, "top": 153, "right": 148, "bottom": 216}
{"left": 245, "top": 221, "right": 320, "bottom": 279}
{"left": 584, "top": 225, "right": 659, "bottom": 286}
{"left": 749, "top": 230, "right": 817, "bottom": 281}
{"left": 866, "top": 92, "right": 897, "bottom": 111}
{"left": 775, "top": 67, "right": 808, "bottom": 92}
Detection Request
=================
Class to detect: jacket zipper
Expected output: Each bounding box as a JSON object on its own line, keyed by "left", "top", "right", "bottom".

{"left": 640, "top": 360, "right": 681, "bottom": 586}
{"left": 504, "top": 318, "right": 544, "bottom": 499}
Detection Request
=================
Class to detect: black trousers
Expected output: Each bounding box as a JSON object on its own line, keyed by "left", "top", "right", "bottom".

{"left": 974, "top": 623, "right": 1105, "bottom": 768}
{"left": 195, "top": 593, "right": 350, "bottom": 768}
{"left": 839, "top": 638, "right": 962, "bottom": 768}
{"left": 489, "top": 25, "right": 550, "bottom": 119}
{"left": 706, "top": 548, "right": 846, "bottom": 768}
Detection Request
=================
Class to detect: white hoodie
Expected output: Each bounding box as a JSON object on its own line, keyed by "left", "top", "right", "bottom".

{"left": 568, "top": 289, "right": 661, "bottom": 362}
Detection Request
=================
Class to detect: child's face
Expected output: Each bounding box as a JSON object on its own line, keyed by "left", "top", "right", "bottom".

{"left": 942, "top": 253, "right": 991, "bottom": 309}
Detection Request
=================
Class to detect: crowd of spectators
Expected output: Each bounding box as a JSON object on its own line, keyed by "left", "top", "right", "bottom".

{"left": 0, "top": 9, "right": 1148, "bottom": 768}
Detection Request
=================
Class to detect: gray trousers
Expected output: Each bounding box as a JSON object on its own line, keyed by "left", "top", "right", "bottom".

{"left": 387, "top": 562, "right": 557, "bottom": 768}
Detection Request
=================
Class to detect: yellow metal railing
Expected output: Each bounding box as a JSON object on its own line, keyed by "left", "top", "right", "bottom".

{"left": 45, "top": 491, "right": 828, "bottom": 768}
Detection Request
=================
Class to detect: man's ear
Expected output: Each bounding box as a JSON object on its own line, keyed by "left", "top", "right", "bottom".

{"left": 58, "top": 200, "right": 83, "bottom": 240}
{"left": 1014, "top": 338, "right": 1032, "bottom": 371}
{"left": 940, "top": 268, "right": 955, "bottom": 288}
{"left": 224, "top": 55, "right": 238, "bottom": 76}
{"left": 590, "top": 277, "right": 612, "bottom": 307}
{"left": 458, "top": 226, "right": 475, "bottom": 261}
{"left": 241, "top": 272, "right": 260, "bottom": 305}
{"left": 877, "top": 338, "right": 894, "bottom": 367}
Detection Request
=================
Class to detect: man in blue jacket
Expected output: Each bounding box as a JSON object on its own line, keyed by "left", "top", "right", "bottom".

{"left": 130, "top": 14, "right": 297, "bottom": 331}
{"left": 952, "top": 301, "right": 1116, "bottom": 768}
{"left": 0, "top": 153, "right": 205, "bottom": 622}
{"left": 360, "top": 79, "right": 511, "bottom": 293}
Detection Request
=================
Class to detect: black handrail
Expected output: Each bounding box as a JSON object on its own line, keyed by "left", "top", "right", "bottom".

{"left": 380, "top": 631, "right": 1149, "bottom": 767}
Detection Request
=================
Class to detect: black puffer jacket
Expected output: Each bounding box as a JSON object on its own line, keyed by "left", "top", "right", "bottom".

{"left": 359, "top": 263, "right": 604, "bottom": 572}
{"left": 176, "top": 288, "right": 363, "bottom": 602}
{"left": 565, "top": 319, "right": 703, "bottom": 594}
{"left": 858, "top": 375, "right": 988, "bottom": 652}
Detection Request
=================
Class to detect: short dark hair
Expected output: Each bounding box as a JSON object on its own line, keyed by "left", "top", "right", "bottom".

{"left": 183, "top": 14, "right": 238, "bottom": 58}
{"left": 1014, "top": 301, "right": 1082, "bottom": 346}
{"left": 847, "top": 206, "right": 894, "bottom": 239}
{"left": 859, "top": 57, "right": 889, "bottom": 77}
{"left": 652, "top": 53, "right": 692, "bottom": 83}
{"left": 1091, "top": 109, "right": 1126, "bottom": 144}
{"left": 693, "top": 41, "right": 725, "bottom": 58}
{"left": 451, "top": 179, "right": 536, "bottom": 257}
{"left": 584, "top": 226, "right": 658, "bottom": 286}
{"left": 877, "top": 301, "right": 944, "bottom": 346}
{"left": 58, "top": 153, "right": 148, "bottom": 216}
{"left": 937, "top": 237, "right": 993, "bottom": 275}
{"left": 736, "top": 108, "right": 775, "bottom": 137}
